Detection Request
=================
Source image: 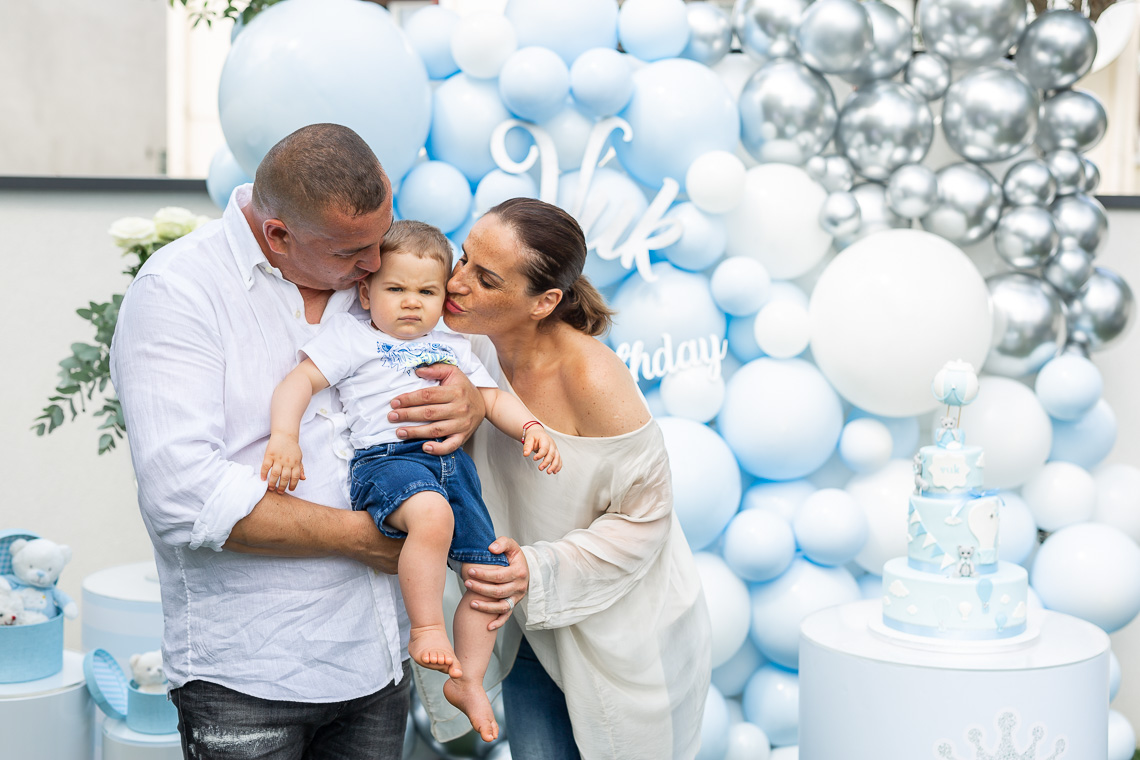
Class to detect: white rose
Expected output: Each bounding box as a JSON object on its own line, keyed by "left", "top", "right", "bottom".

{"left": 153, "top": 207, "right": 201, "bottom": 241}
{"left": 108, "top": 217, "right": 157, "bottom": 249}
{"left": 193, "top": 215, "right": 211, "bottom": 231}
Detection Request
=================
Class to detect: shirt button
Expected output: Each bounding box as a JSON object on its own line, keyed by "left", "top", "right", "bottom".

{"left": 319, "top": 408, "right": 328, "bottom": 415}
{"left": 294, "top": 309, "right": 301, "bottom": 319}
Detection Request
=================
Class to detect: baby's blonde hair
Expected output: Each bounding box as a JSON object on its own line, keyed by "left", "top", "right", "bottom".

{"left": 377, "top": 219, "right": 452, "bottom": 277}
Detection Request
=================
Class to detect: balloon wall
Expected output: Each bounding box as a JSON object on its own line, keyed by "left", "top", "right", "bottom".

{"left": 207, "top": 0, "right": 1138, "bottom": 756}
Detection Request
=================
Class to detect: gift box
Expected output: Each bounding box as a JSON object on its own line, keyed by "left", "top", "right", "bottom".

{"left": 0, "top": 531, "right": 64, "bottom": 683}
{"left": 85, "top": 648, "right": 179, "bottom": 735}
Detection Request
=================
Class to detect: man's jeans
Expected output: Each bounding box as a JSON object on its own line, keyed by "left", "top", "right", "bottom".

{"left": 171, "top": 661, "right": 411, "bottom": 759}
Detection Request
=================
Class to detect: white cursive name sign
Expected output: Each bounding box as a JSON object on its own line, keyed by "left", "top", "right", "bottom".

{"left": 615, "top": 333, "right": 729, "bottom": 382}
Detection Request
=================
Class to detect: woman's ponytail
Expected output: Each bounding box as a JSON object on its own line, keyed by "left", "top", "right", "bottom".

{"left": 562, "top": 275, "right": 614, "bottom": 337}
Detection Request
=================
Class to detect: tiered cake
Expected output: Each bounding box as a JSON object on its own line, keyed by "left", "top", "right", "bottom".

{"left": 881, "top": 362, "right": 1029, "bottom": 639}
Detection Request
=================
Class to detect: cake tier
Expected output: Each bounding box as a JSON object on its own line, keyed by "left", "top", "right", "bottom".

{"left": 917, "top": 443, "right": 984, "bottom": 494}
{"left": 908, "top": 492, "right": 1002, "bottom": 571}
{"left": 882, "top": 557, "right": 1027, "bottom": 639}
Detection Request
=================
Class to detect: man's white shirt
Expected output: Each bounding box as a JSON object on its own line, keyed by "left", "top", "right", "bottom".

{"left": 110, "top": 184, "right": 409, "bottom": 701}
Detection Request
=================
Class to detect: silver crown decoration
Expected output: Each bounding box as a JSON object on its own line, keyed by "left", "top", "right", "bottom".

{"left": 935, "top": 711, "right": 1066, "bottom": 760}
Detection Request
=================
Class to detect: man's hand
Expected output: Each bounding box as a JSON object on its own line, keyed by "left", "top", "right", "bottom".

{"left": 464, "top": 537, "right": 529, "bottom": 631}
{"left": 388, "top": 363, "right": 486, "bottom": 455}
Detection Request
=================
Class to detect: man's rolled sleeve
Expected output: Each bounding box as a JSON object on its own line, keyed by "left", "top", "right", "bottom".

{"left": 189, "top": 463, "right": 270, "bottom": 551}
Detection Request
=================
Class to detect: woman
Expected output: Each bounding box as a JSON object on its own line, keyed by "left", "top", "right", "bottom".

{"left": 408, "top": 198, "right": 711, "bottom": 759}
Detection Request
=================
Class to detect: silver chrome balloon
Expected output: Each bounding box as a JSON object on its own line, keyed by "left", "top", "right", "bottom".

{"left": 840, "top": 1, "right": 913, "bottom": 85}
{"left": 739, "top": 59, "right": 838, "bottom": 164}
{"left": 920, "top": 163, "right": 1003, "bottom": 246}
{"left": 1044, "top": 149, "right": 1086, "bottom": 197}
{"left": 941, "top": 66, "right": 1039, "bottom": 163}
{"left": 995, "top": 205, "right": 1059, "bottom": 270}
{"left": 1002, "top": 159, "right": 1057, "bottom": 206}
{"left": 833, "top": 182, "right": 911, "bottom": 249}
{"left": 836, "top": 80, "right": 934, "bottom": 181}
{"left": 1080, "top": 157, "right": 1100, "bottom": 194}
{"left": 412, "top": 694, "right": 497, "bottom": 759}
{"left": 1015, "top": 10, "right": 1097, "bottom": 91}
{"left": 817, "top": 154, "right": 857, "bottom": 192}
{"left": 905, "top": 52, "right": 952, "bottom": 101}
{"left": 681, "top": 1, "right": 734, "bottom": 67}
{"left": 819, "top": 190, "right": 863, "bottom": 237}
{"left": 1051, "top": 193, "right": 1108, "bottom": 253}
{"left": 886, "top": 163, "right": 939, "bottom": 219}
{"left": 1043, "top": 242, "right": 1095, "bottom": 295}
{"left": 732, "top": 0, "right": 807, "bottom": 60}
{"left": 795, "top": 0, "right": 873, "bottom": 74}
{"left": 919, "top": 0, "right": 1026, "bottom": 65}
{"left": 1062, "top": 331, "right": 1093, "bottom": 358}
{"left": 1067, "top": 267, "right": 1135, "bottom": 350}
{"left": 985, "top": 272, "right": 1067, "bottom": 377}
{"left": 1036, "top": 89, "right": 1108, "bottom": 154}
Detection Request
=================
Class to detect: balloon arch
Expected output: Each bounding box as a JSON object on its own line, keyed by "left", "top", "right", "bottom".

{"left": 205, "top": 0, "right": 1138, "bottom": 756}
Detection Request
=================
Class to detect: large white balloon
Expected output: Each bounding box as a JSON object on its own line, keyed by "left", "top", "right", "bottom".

{"left": 725, "top": 165, "right": 833, "bottom": 280}
{"left": 688, "top": 150, "right": 748, "bottom": 214}
{"left": 694, "top": 553, "right": 753, "bottom": 668}
{"left": 726, "top": 722, "right": 772, "bottom": 760}
{"left": 1020, "top": 461, "right": 1096, "bottom": 532}
{"left": 741, "top": 480, "right": 817, "bottom": 522}
{"left": 848, "top": 459, "right": 914, "bottom": 574}
{"left": 660, "top": 365, "right": 726, "bottom": 423}
{"left": 1093, "top": 464, "right": 1140, "bottom": 543}
{"left": 953, "top": 376, "right": 1052, "bottom": 489}
{"left": 659, "top": 418, "right": 742, "bottom": 551}
{"left": 837, "top": 417, "right": 893, "bottom": 473}
{"left": 753, "top": 300, "right": 811, "bottom": 359}
{"left": 809, "top": 229, "right": 992, "bottom": 417}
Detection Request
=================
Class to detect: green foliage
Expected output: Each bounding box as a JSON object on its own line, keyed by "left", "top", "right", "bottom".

{"left": 168, "top": 0, "right": 283, "bottom": 28}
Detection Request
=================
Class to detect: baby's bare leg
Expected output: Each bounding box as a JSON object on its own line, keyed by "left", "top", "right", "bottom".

{"left": 386, "top": 491, "right": 460, "bottom": 678}
{"left": 443, "top": 576, "right": 500, "bottom": 743}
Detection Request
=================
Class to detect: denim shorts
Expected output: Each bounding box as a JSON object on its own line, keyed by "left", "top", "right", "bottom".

{"left": 349, "top": 439, "right": 508, "bottom": 567}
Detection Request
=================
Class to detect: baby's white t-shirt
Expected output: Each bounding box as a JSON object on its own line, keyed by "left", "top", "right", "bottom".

{"left": 301, "top": 312, "right": 497, "bottom": 450}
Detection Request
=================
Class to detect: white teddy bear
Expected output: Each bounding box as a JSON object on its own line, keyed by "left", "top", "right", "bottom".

{"left": 0, "top": 577, "right": 48, "bottom": 626}
{"left": 130, "top": 650, "right": 167, "bottom": 693}
{"left": 7, "top": 538, "right": 78, "bottom": 620}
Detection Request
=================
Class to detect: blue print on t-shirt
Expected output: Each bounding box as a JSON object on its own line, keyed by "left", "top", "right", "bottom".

{"left": 377, "top": 341, "right": 459, "bottom": 376}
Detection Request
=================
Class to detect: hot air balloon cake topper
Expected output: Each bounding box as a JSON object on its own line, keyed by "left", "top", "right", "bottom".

{"left": 931, "top": 360, "right": 979, "bottom": 438}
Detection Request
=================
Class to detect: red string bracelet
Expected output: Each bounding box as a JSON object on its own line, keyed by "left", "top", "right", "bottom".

{"left": 521, "top": 420, "right": 544, "bottom": 443}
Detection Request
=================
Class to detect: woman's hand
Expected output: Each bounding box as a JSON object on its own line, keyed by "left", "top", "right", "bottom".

{"left": 388, "top": 363, "right": 486, "bottom": 455}
{"left": 467, "top": 537, "right": 530, "bottom": 631}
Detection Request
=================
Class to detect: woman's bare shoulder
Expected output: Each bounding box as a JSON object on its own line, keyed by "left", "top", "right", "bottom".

{"left": 560, "top": 335, "right": 651, "bottom": 438}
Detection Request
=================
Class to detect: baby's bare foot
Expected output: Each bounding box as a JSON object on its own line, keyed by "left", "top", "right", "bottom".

{"left": 443, "top": 678, "right": 499, "bottom": 742}
{"left": 409, "top": 625, "right": 461, "bottom": 678}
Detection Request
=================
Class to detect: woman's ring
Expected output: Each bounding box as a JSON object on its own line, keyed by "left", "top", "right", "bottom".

{"left": 506, "top": 597, "right": 516, "bottom": 612}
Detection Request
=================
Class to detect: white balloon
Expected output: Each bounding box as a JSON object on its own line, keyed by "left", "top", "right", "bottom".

{"left": 694, "top": 553, "right": 753, "bottom": 668}
{"left": 659, "top": 418, "right": 742, "bottom": 550}
{"left": 711, "top": 257, "right": 772, "bottom": 316}
{"left": 838, "top": 418, "right": 893, "bottom": 473}
{"left": 954, "top": 376, "right": 1052, "bottom": 489}
{"left": 742, "top": 480, "right": 817, "bottom": 522}
{"left": 996, "top": 491, "right": 1038, "bottom": 566}
{"left": 848, "top": 459, "right": 914, "bottom": 574}
{"left": 1093, "top": 463, "right": 1140, "bottom": 543}
{"left": 810, "top": 229, "right": 992, "bottom": 417}
{"left": 752, "top": 300, "right": 811, "bottom": 359}
{"left": 688, "top": 150, "right": 749, "bottom": 214}
{"left": 450, "top": 13, "right": 517, "bottom": 79}
{"left": 726, "top": 723, "right": 772, "bottom": 760}
{"left": 1108, "top": 710, "right": 1136, "bottom": 760}
{"left": 713, "top": 639, "right": 768, "bottom": 697}
{"left": 1020, "top": 461, "right": 1096, "bottom": 532}
{"left": 725, "top": 165, "right": 833, "bottom": 279}
{"left": 660, "top": 365, "right": 727, "bottom": 423}
{"left": 714, "top": 52, "right": 764, "bottom": 98}
{"left": 793, "top": 488, "right": 869, "bottom": 566}
{"left": 540, "top": 103, "right": 595, "bottom": 172}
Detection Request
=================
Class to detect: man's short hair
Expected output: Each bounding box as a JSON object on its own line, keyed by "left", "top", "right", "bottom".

{"left": 377, "top": 220, "right": 453, "bottom": 277}
{"left": 252, "top": 123, "right": 388, "bottom": 225}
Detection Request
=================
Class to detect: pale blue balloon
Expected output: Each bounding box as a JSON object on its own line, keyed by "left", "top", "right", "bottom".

{"left": 658, "top": 417, "right": 743, "bottom": 551}
{"left": 728, "top": 316, "right": 763, "bottom": 363}
{"left": 609, "top": 263, "right": 727, "bottom": 356}
{"left": 447, "top": 210, "right": 479, "bottom": 252}
{"left": 741, "top": 480, "right": 816, "bottom": 522}
{"left": 1035, "top": 354, "right": 1104, "bottom": 421}
{"left": 644, "top": 386, "right": 668, "bottom": 417}
{"left": 396, "top": 161, "right": 473, "bottom": 235}
{"left": 856, "top": 573, "right": 882, "bottom": 599}
{"left": 505, "top": 0, "right": 619, "bottom": 65}
{"left": 847, "top": 408, "right": 920, "bottom": 458}
{"left": 499, "top": 47, "right": 571, "bottom": 123}
{"left": 403, "top": 5, "right": 460, "bottom": 80}
{"left": 712, "top": 639, "right": 767, "bottom": 698}
{"left": 619, "top": 0, "right": 691, "bottom": 62}
{"left": 557, "top": 167, "right": 648, "bottom": 288}
{"left": 723, "top": 510, "right": 796, "bottom": 582}
{"left": 792, "top": 489, "right": 868, "bottom": 567}
{"left": 218, "top": 0, "right": 430, "bottom": 181}
{"left": 660, "top": 202, "right": 727, "bottom": 271}
{"left": 1050, "top": 398, "right": 1117, "bottom": 469}
{"left": 570, "top": 48, "right": 635, "bottom": 117}
{"left": 742, "top": 665, "right": 800, "bottom": 747}
{"left": 749, "top": 558, "right": 860, "bottom": 668}
{"left": 696, "top": 685, "right": 731, "bottom": 760}
{"left": 206, "top": 144, "right": 252, "bottom": 210}
{"left": 474, "top": 170, "right": 539, "bottom": 215}
{"left": 1110, "top": 650, "right": 1122, "bottom": 702}
{"left": 616, "top": 59, "right": 740, "bottom": 189}
{"left": 428, "top": 74, "right": 530, "bottom": 183}
{"left": 720, "top": 359, "right": 844, "bottom": 480}
{"left": 996, "top": 491, "right": 1038, "bottom": 566}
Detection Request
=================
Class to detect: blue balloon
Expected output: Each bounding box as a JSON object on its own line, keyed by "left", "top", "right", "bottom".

{"left": 557, "top": 167, "right": 649, "bottom": 288}
{"left": 615, "top": 59, "right": 740, "bottom": 189}
{"left": 847, "top": 408, "right": 920, "bottom": 458}
{"left": 976, "top": 577, "right": 993, "bottom": 606}
{"left": 996, "top": 491, "right": 1038, "bottom": 566}
{"left": 727, "top": 315, "right": 763, "bottom": 362}
{"left": 474, "top": 170, "right": 539, "bottom": 215}
{"left": 428, "top": 74, "right": 530, "bottom": 183}
{"left": 1035, "top": 354, "right": 1104, "bottom": 421}
{"left": 618, "top": 0, "right": 691, "bottom": 62}
{"left": 218, "top": 0, "right": 430, "bottom": 181}
{"left": 396, "top": 161, "right": 473, "bottom": 235}
{"left": 659, "top": 202, "right": 727, "bottom": 272}
{"left": 720, "top": 359, "right": 844, "bottom": 480}
{"left": 696, "top": 685, "right": 731, "bottom": 760}
{"left": 499, "top": 47, "right": 571, "bottom": 123}
{"left": 750, "top": 558, "right": 860, "bottom": 669}
{"left": 609, "top": 263, "right": 727, "bottom": 357}
{"left": 742, "top": 665, "right": 800, "bottom": 747}
{"left": 856, "top": 573, "right": 882, "bottom": 599}
{"left": 206, "top": 144, "right": 252, "bottom": 210}
{"left": 658, "top": 417, "right": 742, "bottom": 551}
{"left": 1050, "top": 398, "right": 1117, "bottom": 469}
{"left": 712, "top": 639, "right": 767, "bottom": 698}
{"left": 403, "top": 5, "right": 460, "bottom": 80}
{"left": 723, "top": 509, "right": 796, "bottom": 582}
{"left": 741, "top": 480, "right": 817, "bottom": 522}
{"left": 504, "top": 0, "right": 619, "bottom": 66}
{"left": 447, "top": 210, "right": 479, "bottom": 252}
{"left": 570, "top": 48, "right": 635, "bottom": 117}
{"left": 792, "top": 489, "right": 869, "bottom": 567}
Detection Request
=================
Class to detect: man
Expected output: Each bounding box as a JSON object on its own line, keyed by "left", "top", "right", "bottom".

{"left": 110, "top": 124, "right": 484, "bottom": 759}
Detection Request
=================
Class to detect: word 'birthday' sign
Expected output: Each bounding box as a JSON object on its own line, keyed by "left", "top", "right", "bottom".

{"left": 615, "top": 333, "right": 729, "bottom": 382}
